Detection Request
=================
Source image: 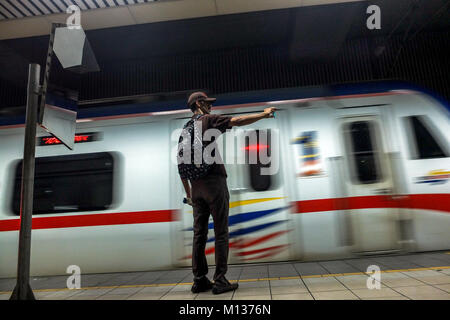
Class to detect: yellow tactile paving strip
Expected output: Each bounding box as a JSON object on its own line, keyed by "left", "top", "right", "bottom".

{"left": 1, "top": 265, "right": 449, "bottom": 295}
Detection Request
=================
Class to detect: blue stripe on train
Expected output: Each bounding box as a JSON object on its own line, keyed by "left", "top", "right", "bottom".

{"left": 206, "top": 220, "right": 288, "bottom": 243}
{"left": 2, "top": 81, "right": 448, "bottom": 126}
{"left": 183, "top": 205, "right": 291, "bottom": 231}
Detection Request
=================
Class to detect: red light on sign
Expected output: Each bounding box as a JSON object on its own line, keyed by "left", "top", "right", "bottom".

{"left": 42, "top": 137, "right": 62, "bottom": 145}
{"left": 244, "top": 144, "right": 269, "bottom": 151}
{"left": 75, "top": 135, "right": 89, "bottom": 142}
{"left": 38, "top": 133, "right": 99, "bottom": 146}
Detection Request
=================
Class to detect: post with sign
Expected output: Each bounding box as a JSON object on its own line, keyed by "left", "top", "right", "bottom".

{"left": 9, "top": 64, "right": 41, "bottom": 300}
{"left": 10, "top": 23, "right": 99, "bottom": 300}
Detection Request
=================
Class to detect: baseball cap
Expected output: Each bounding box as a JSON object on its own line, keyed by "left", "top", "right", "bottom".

{"left": 187, "top": 91, "right": 217, "bottom": 108}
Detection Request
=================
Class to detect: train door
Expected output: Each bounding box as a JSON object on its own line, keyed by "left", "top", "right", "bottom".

{"left": 339, "top": 112, "right": 400, "bottom": 253}
{"left": 225, "top": 111, "right": 292, "bottom": 263}
{"left": 170, "top": 111, "right": 292, "bottom": 266}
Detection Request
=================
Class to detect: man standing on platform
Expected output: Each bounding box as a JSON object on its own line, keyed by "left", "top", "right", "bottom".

{"left": 178, "top": 91, "right": 276, "bottom": 294}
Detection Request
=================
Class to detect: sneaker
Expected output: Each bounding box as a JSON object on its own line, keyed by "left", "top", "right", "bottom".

{"left": 191, "top": 276, "right": 213, "bottom": 293}
{"left": 212, "top": 277, "right": 238, "bottom": 295}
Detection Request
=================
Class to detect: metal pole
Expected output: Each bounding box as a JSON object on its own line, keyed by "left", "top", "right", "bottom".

{"left": 10, "top": 63, "right": 41, "bottom": 300}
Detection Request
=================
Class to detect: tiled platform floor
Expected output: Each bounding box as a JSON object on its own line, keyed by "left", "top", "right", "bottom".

{"left": 1, "top": 251, "right": 449, "bottom": 300}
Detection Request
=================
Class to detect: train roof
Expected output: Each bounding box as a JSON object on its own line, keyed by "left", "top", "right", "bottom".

{"left": 0, "top": 81, "right": 448, "bottom": 127}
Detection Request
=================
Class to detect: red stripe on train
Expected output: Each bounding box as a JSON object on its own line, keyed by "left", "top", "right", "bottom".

{"left": 243, "top": 245, "right": 290, "bottom": 261}
{"left": 293, "top": 194, "right": 450, "bottom": 214}
{"left": 237, "top": 244, "right": 289, "bottom": 257}
{"left": 0, "top": 194, "right": 448, "bottom": 232}
{"left": 180, "top": 230, "right": 291, "bottom": 260}
{"left": 232, "top": 230, "right": 291, "bottom": 249}
{"left": 0, "top": 210, "right": 176, "bottom": 232}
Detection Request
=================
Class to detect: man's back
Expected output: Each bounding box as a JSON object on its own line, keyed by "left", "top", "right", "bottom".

{"left": 194, "top": 113, "right": 233, "bottom": 179}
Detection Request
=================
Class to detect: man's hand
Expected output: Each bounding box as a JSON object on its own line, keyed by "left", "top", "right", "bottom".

{"left": 185, "top": 197, "right": 194, "bottom": 206}
{"left": 263, "top": 107, "right": 276, "bottom": 118}
{"left": 230, "top": 107, "right": 277, "bottom": 127}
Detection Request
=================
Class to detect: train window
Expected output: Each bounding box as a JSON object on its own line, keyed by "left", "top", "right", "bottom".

{"left": 345, "top": 121, "right": 382, "bottom": 184}
{"left": 11, "top": 152, "right": 114, "bottom": 215}
{"left": 245, "top": 129, "right": 272, "bottom": 191}
{"left": 407, "top": 116, "right": 448, "bottom": 159}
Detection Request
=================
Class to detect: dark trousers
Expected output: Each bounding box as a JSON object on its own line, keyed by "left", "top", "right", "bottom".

{"left": 191, "top": 174, "right": 230, "bottom": 282}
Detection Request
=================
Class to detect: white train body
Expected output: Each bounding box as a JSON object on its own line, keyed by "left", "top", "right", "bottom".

{"left": 0, "top": 87, "right": 449, "bottom": 278}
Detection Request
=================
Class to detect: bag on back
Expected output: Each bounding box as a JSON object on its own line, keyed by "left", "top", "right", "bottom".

{"left": 177, "top": 114, "right": 212, "bottom": 180}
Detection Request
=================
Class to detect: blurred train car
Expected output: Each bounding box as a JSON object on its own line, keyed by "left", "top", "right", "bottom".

{"left": 0, "top": 83, "right": 449, "bottom": 278}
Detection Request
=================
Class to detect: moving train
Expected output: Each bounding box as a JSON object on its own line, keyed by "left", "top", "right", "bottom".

{"left": 0, "top": 82, "right": 449, "bottom": 278}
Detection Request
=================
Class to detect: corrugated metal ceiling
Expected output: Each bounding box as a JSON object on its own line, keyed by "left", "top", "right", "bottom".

{"left": 0, "top": 0, "right": 370, "bottom": 40}
{"left": 0, "top": 0, "right": 157, "bottom": 20}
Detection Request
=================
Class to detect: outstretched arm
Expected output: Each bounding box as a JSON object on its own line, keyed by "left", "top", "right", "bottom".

{"left": 229, "top": 107, "right": 276, "bottom": 127}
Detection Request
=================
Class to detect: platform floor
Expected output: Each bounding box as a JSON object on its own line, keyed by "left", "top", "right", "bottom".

{"left": 1, "top": 251, "right": 450, "bottom": 300}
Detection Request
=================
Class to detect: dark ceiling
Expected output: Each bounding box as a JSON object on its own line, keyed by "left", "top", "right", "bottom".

{"left": 0, "top": 0, "right": 449, "bottom": 110}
